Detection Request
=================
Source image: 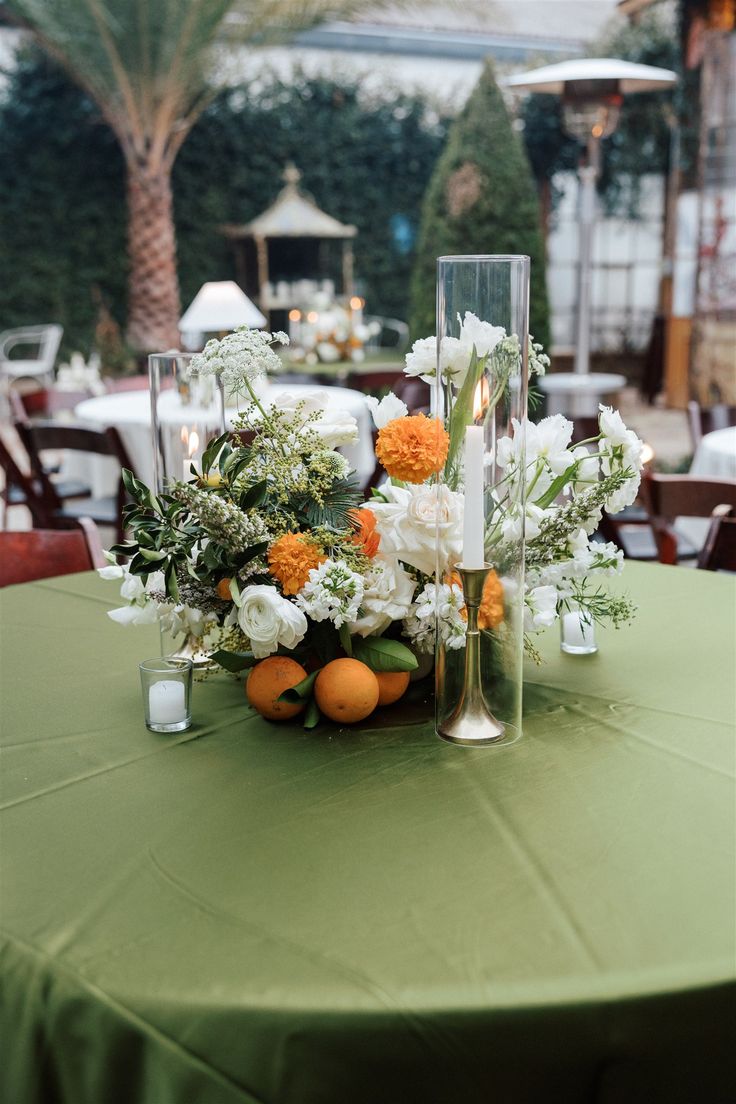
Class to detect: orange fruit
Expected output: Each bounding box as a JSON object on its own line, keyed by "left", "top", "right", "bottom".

{"left": 374, "top": 670, "right": 410, "bottom": 707}
{"left": 216, "top": 577, "right": 232, "bottom": 601}
{"left": 314, "top": 658, "right": 379, "bottom": 724}
{"left": 246, "top": 656, "right": 307, "bottom": 721}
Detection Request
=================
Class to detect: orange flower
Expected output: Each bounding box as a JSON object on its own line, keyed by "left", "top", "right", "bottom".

{"left": 449, "top": 569, "right": 504, "bottom": 630}
{"left": 267, "top": 533, "right": 326, "bottom": 595}
{"left": 375, "top": 415, "right": 449, "bottom": 484}
{"left": 350, "top": 507, "right": 380, "bottom": 558}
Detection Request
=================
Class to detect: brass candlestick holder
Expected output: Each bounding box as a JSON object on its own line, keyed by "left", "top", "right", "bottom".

{"left": 437, "top": 564, "right": 508, "bottom": 747}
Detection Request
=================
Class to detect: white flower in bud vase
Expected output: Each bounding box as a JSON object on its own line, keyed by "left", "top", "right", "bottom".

{"left": 404, "top": 582, "right": 466, "bottom": 654}
{"left": 366, "top": 392, "right": 408, "bottom": 429}
{"left": 458, "top": 311, "right": 505, "bottom": 359}
{"left": 237, "top": 585, "right": 307, "bottom": 659}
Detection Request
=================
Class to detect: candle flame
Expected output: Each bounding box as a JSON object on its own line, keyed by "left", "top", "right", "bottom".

{"left": 188, "top": 430, "right": 200, "bottom": 458}
{"left": 180, "top": 425, "right": 189, "bottom": 447}
{"left": 473, "top": 378, "right": 490, "bottom": 421}
{"left": 307, "top": 311, "right": 319, "bottom": 323}
{"left": 349, "top": 296, "right": 363, "bottom": 310}
{"left": 288, "top": 309, "right": 301, "bottom": 321}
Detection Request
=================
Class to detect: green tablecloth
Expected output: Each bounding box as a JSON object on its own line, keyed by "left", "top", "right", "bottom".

{"left": 1, "top": 563, "right": 734, "bottom": 1104}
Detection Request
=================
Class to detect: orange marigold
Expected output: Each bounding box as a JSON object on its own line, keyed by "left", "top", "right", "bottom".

{"left": 449, "top": 569, "right": 504, "bottom": 631}
{"left": 375, "top": 415, "right": 449, "bottom": 484}
{"left": 267, "top": 533, "right": 326, "bottom": 596}
{"left": 350, "top": 507, "right": 380, "bottom": 558}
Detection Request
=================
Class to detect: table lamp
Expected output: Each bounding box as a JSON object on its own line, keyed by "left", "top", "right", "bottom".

{"left": 179, "top": 281, "right": 267, "bottom": 349}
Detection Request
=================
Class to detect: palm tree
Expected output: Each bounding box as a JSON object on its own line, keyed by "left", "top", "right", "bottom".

{"left": 4, "top": 0, "right": 391, "bottom": 352}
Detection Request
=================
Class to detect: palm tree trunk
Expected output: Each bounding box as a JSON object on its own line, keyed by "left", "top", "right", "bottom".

{"left": 126, "top": 164, "right": 181, "bottom": 353}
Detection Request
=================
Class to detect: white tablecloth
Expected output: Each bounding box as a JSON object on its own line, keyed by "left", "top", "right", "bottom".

{"left": 690, "top": 426, "right": 736, "bottom": 480}
{"left": 71, "top": 383, "right": 375, "bottom": 495}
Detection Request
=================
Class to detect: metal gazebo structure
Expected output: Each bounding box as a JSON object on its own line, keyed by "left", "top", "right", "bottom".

{"left": 221, "top": 165, "right": 358, "bottom": 329}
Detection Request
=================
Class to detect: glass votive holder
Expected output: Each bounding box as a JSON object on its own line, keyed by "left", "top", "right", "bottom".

{"left": 139, "top": 657, "right": 193, "bottom": 732}
{"left": 560, "top": 610, "right": 598, "bottom": 656}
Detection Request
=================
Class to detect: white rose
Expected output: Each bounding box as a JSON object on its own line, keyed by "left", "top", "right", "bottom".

{"left": 266, "top": 389, "right": 358, "bottom": 448}
{"left": 369, "top": 483, "right": 463, "bottom": 576}
{"left": 366, "top": 392, "right": 408, "bottom": 429}
{"left": 349, "top": 555, "right": 416, "bottom": 637}
{"left": 237, "top": 585, "right": 307, "bottom": 659}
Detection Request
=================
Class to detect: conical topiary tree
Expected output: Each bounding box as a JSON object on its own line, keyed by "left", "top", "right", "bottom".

{"left": 410, "top": 60, "right": 550, "bottom": 351}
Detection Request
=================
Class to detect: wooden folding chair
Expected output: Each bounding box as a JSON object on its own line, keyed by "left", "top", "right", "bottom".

{"left": 639, "top": 471, "right": 736, "bottom": 564}
{"left": 698, "top": 509, "right": 736, "bottom": 572}
{"left": 0, "top": 518, "right": 105, "bottom": 587}
{"left": 18, "top": 421, "right": 136, "bottom": 544}
{"left": 0, "top": 435, "right": 50, "bottom": 528}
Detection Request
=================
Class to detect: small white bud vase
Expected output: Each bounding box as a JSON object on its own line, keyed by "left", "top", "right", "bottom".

{"left": 434, "top": 256, "right": 529, "bottom": 747}
{"left": 560, "top": 610, "right": 598, "bottom": 655}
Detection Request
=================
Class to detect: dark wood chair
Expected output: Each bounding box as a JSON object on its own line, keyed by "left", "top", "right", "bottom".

{"left": 639, "top": 471, "right": 736, "bottom": 565}
{"left": 18, "top": 421, "right": 136, "bottom": 544}
{"left": 395, "top": 377, "right": 430, "bottom": 414}
{"left": 0, "top": 435, "right": 50, "bottom": 527}
{"left": 9, "top": 387, "right": 91, "bottom": 421}
{"left": 698, "top": 509, "right": 736, "bottom": 571}
{"left": 352, "top": 369, "right": 405, "bottom": 395}
{"left": 687, "top": 401, "right": 736, "bottom": 452}
{"left": 0, "top": 518, "right": 105, "bottom": 587}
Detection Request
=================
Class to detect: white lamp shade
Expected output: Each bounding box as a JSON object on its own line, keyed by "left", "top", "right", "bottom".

{"left": 179, "top": 281, "right": 267, "bottom": 333}
{"left": 504, "top": 58, "right": 676, "bottom": 95}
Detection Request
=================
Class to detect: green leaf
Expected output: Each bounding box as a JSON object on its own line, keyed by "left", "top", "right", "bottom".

{"left": 233, "top": 540, "right": 269, "bottom": 568}
{"left": 352, "top": 636, "right": 418, "bottom": 672}
{"left": 138, "top": 547, "right": 167, "bottom": 562}
{"left": 445, "top": 346, "right": 483, "bottom": 480}
{"left": 200, "top": 432, "right": 230, "bottom": 476}
{"left": 534, "top": 463, "right": 579, "bottom": 510}
{"left": 303, "top": 697, "right": 321, "bottom": 729}
{"left": 240, "top": 479, "right": 269, "bottom": 510}
{"left": 278, "top": 669, "right": 320, "bottom": 703}
{"left": 338, "top": 622, "right": 353, "bottom": 657}
{"left": 293, "top": 474, "right": 362, "bottom": 530}
{"left": 211, "top": 649, "right": 257, "bottom": 672}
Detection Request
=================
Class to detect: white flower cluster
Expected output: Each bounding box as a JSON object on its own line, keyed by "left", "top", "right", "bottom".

{"left": 404, "top": 311, "right": 505, "bottom": 388}
{"left": 296, "top": 559, "right": 364, "bottom": 628}
{"left": 403, "top": 582, "right": 466, "bottom": 654}
{"left": 598, "top": 405, "right": 644, "bottom": 512}
{"left": 188, "top": 327, "right": 288, "bottom": 396}
{"left": 349, "top": 555, "right": 416, "bottom": 638}
{"left": 99, "top": 564, "right": 216, "bottom": 637}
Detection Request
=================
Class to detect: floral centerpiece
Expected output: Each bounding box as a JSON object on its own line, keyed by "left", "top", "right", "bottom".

{"left": 102, "top": 321, "right": 644, "bottom": 728}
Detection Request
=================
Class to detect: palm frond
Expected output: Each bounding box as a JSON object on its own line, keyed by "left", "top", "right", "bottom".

{"left": 293, "top": 474, "right": 362, "bottom": 531}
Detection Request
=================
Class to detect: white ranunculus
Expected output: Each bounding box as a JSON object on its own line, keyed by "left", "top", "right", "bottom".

{"left": 349, "top": 555, "right": 416, "bottom": 637}
{"left": 366, "top": 392, "right": 408, "bottom": 429}
{"left": 237, "top": 585, "right": 307, "bottom": 659}
{"left": 524, "top": 585, "right": 559, "bottom": 632}
{"left": 369, "top": 483, "right": 463, "bottom": 576}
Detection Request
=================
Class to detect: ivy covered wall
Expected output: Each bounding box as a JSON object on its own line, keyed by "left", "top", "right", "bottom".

{"left": 0, "top": 53, "right": 449, "bottom": 356}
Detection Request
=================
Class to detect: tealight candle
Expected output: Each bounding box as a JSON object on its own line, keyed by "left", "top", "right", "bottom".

{"left": 148, "top": 680, "right": 186, "bottom": 725}
{"left": 139, "top": 658, "right": 193, "bottom": 732}
{"left": 561, "top": 611, "right": 598, "bottom": 655}
{"left": 462, "top": 425, "right": 485, "bottom": 568}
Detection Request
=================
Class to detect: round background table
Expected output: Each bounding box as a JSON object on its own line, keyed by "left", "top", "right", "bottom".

{"left": 690, "top": 425, "right": 736, "bottom": 480}
{"left": 72, "top": 382, "right": 375, "bottom": 493}
{"left": 1, "top": 562, "right": 734, "bottom": 1104}
{"left": 539, "top": 372, "right": 627, "bottom": 417}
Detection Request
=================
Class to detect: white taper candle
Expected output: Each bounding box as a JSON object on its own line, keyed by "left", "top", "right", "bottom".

{"left": 463, "top": 425, "right": 485, "bottom": 568}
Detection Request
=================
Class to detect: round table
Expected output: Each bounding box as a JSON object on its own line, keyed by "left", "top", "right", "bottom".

{"left": 72, "top": 383, "right": 375, "bottom": 493}
{"left": 690, "top": 425, "right": 736, "bottom": 480}
{"left": 1, "top": 562, "right": 734, "bottom": 1104}
{"left": 539, "top": 372, "right": 627, "bottom": 417}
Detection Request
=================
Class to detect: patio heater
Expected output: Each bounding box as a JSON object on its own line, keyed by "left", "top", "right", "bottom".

{"left": 506, "top": 59, "right": 676, "bottom": 413}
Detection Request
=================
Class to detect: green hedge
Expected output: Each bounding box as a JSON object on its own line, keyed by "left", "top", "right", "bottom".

{"left": 0, "top": 53, "right": 449, "bottom": 356}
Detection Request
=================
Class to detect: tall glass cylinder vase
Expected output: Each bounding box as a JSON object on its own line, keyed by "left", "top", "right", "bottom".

{"left": 148, "top": 351, "right": 227, "bottom": 662}
{"left": 148, "top": 351, "right": 226, "bottom": 495}
{"left": 435, "top": 256, "right": 528, "bottom": 746}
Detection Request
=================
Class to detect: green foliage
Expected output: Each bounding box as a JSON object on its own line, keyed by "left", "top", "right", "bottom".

{"left": 0, "top": 53, "right": 448, "bottom": 355}
{"left": 410, "top": 60, "right": 550, "bottom": 350}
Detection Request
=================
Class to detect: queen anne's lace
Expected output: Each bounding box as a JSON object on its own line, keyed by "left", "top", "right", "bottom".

{"left": 187, "top": 327, "right": 288, "bottom": 396}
